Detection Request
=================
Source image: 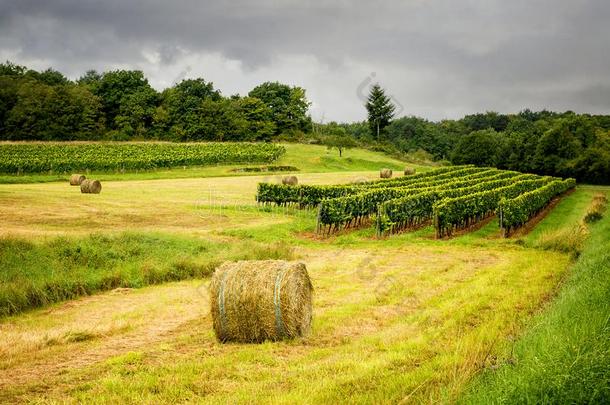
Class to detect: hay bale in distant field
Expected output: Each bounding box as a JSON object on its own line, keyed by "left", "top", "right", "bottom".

{"left": 404, "top": 167, "right": 416, "bottom": 176}
{"left": 88, "top": 180, "right": 102, "bottom": 194}
{"left": 350, "top": 177, "right": 369, "bottom": 185}
{"left": 80, "top": 179, "right": 91, "bottom": 193}
{"left": 282, "top": 175, "right": 298, "bottom": 186}
{"left": 69, "top": 174, "right": 86, "bottom": 186}
{"left": 210, "top": 260, "right": 313, "bottom": 343}
{"left": 80, "top": 179, "right": 102, "bottom": 194}
{"left": 380, "top": 168, "right": 393, "bottom": 178}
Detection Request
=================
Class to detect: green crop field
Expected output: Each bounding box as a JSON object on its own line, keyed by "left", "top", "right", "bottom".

{"left": 0, "top": 143, "right": 607, "bottom": 404}
{"left": 0, "top": 142, "right": 285, "bottom": 174}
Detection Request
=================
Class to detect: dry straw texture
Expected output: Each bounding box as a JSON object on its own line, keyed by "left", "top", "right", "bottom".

{"left": 584, "top": 193, "right": 608, "bottom": 223}
{"left": 69, "top": 174, "right": 86, "bottom": 186}
{"left": 404, "top": 167, "right": 416, "bottom": 176}
{"left": 80, "top": 179, "right": 102, "bottom": 194}
{"left": 80, "top": 179, "right": 91, "bottom": 193}
{"left": 282, "top": 175, "right": 298, "bottom": 186}
{"left": 210, "top": 260, "right": 313, "bottom": 343}
{"left": 380, "top": 168, "right": 393, "bottom": 178}
{"left": 350, "top": 177, "right": 369, "bottom": 185}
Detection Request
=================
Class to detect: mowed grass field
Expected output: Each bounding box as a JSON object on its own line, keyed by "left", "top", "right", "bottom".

{"left": 0, "top": 144, "right": 607, "bottom": 403}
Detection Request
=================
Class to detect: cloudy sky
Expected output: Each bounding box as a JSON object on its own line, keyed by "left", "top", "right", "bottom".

{"left": 1, "top": 0, "right": 609, "bottom": 122}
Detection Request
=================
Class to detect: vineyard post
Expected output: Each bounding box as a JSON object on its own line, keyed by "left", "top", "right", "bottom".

{"left": 316, "top": 205, "right": 322, "bottom": 234}
{"left": 498, "top": 205, "right": 503, "bottom": 230}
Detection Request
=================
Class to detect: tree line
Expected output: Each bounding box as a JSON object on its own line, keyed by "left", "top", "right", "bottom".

{"left": 0, "top": 61, "right": 311, "bottom": 142}
{"left": 0, "top": 61, "right": 608, "bottom": 183}
{"left": 323, "top": 86, "right": 609, "bottom": 184}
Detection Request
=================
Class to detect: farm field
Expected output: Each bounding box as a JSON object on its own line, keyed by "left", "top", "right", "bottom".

{"left": 0, "top": 142, "right": 286, "bottom": 174}
{"left": 0, "top": 143, "right": 414, "bottom": 184}
{"left": 0, "top": 143, "right": 607, "bottom": 403}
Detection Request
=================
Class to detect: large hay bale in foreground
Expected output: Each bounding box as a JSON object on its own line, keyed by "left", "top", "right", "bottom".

{"left": 282, "top": 175, "right": 298, "bottom": 186}
{"left": 80, "top": 179, "right": 102, "bottom": 194}
{"left": 69, "top": 174, "right": 86, "bottom": 186}
{"left": 210, "top": 260, "right": 313, "bottom": 343}
{"left": 404, "top": 167, "right": 416, "bottom": 176}
{"left": 380, "top": 168, "right": 393, "bottom": 178}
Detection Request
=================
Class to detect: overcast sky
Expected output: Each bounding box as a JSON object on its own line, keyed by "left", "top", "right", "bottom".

{"left": 1, "top": 0, "right": 609, "bottom": 122}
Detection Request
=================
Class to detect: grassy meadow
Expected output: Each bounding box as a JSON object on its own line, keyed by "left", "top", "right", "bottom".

{"left": 0, "top": 144, "right": 607, "bottom": 403}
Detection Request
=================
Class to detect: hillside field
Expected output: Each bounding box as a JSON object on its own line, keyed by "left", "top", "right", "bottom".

{"left": 0, "top": 143, "right": 608, "bottom": 403}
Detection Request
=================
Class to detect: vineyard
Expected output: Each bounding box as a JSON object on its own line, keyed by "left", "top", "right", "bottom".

{"left": 256, "top": 165, "right": 575, "bottom": 237}
{"left": 0, "top": 142, "right": 286, "bottom": 173}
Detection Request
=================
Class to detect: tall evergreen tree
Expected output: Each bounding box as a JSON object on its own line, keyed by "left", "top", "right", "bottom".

{"left": 365, "top": 83, "right": 395, "bottom": 140}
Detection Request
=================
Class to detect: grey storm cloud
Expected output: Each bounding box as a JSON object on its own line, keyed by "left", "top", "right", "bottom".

{"left": 1, "top": 0, "right": 609, "bottom": 121}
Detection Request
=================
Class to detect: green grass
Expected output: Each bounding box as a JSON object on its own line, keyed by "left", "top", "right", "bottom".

{"left": 460, "top": 190, "right": 610, "bottom": 404}
{"left": 0, "top": 162, "right": 606, "bottom": 403}
{"left": 521, "top": 186, "right": 594, "bottom": 243}
{"left": 0, "top": 232, "right": 293, "bottom": 317}
{"left": 0, "top": 143, "right": 421, "bottom": 184}
{"left": 1, "top": 235, "right": 571, "bottom": 404}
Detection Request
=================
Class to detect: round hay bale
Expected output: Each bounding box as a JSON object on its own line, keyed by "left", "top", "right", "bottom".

{"left": 404, "top": 167, "right": 416, "bottom": 176}
{"left": 80, "top": 179, "right": 91, "bottom": 193}
{"left": 80, "top": 179, "right": 102, "bottom": 194}
{"left": 69, "top": 174, "right": 86, "bottom": 186}
{"left": 282, "top": 175, "right": 298, "bottom": 186}
{"left": 88, "top": 180, "right": 102, "bottom": 194}
{"left": 210, "top": 260, "right": 313, "bottom": 343}
{"left": 350, "top": 177, "right": 369, "bottom": 185}
{"left": 380, "top": 168, "right": 393, "bottom": 178}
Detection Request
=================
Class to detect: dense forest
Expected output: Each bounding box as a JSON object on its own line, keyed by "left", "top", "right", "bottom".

{"left": 0, "top": 61, "right": 311, "bottom": 142}
{"left": 335, "top": 110, "right": 610, "bottom": 184}
{"left": 1, "top": 61, "right": 609, "bottom": 183}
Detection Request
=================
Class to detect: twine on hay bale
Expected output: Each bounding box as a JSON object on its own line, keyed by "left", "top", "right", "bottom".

{"left": 69, "top": 174, "right": 86, "bottom": 186}
{"left": 80, "top": 179, "right": 102, "bottom": 194}
{"left": 210, "top": 260, "right": 313, "bottom": 343}
{"left": 380, "top": 168, "right": 393, "bottom": 178}
{"left": 282, "top": 175, "right": 298, "bottom": 186}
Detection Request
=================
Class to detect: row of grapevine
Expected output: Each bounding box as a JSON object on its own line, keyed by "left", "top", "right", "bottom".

{"left": 0, "top": 142, "right": 286, "bottom": 173}
{"left": 362, "top": 165, "right": 478, "bottom": 189}
{"left": 256, "top": 183, "right": 359, "bottom": 207}
{"left": 257, "top": 166, "right": 491, "bottom": 207}
{"left": 498, "top": 178, "right": 576, "bottom": 235}
{"left": 318, "top": 170, "right": 532, "bottom": 232}
{"left": 376, "top": 173, "right": 541, "bottom": 235}
{"left": 432, "top": 177, "right": 554, "bottom": 238}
